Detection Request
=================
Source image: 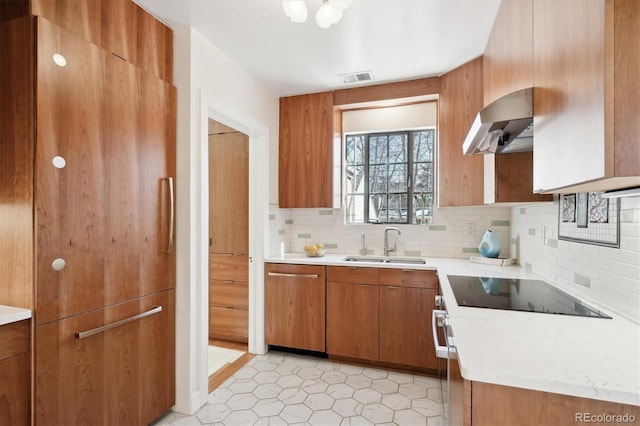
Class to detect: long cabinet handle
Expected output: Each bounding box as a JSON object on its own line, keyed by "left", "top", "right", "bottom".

{"left": 165, "top": 177, "right": 175, "bottom": 253}
{"left": 75, "top": 306, "right": 163, "bottom": 340}
{"left": 267, "top": 272, "right": 319, "bottom": 279}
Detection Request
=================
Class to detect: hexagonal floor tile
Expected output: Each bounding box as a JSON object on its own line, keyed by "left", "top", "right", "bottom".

{"left": 387, "top": 371, "right": 414, "bottom": 384}
{"left": 353, "top": 388, "right": 382, "bottom": 405}
{"left": 427, "top": 415, "right": 446, "bottom": 426}
{"left": 233, "top": 366, "right": 258, "bottom": 379}
{"left": 229, "top": 378, "right": 258, "bottom": 394}
{"left": 301, "top": 378, "right": 329, "bottom": 394}
{"left": 326, "top": 383, "right": 355, "bottom": 399}
{"left": 254, "top": 415, "right": 288, "bottom": 425}
{"left": 226, "top": 393, "right": 258, "bottom": 410}
{"left": 277, "top": 387, "right": 308, "bottom": 405}
{"left": 252, "top": 398, "right": 285, "bottom": 417}
{"left": 321, "top": 370, "right": 348, "bottom": 384}
{"left": 253, "top": 359, "right": 279, "bottom": 372}
{"left": 309, "top": 409, "right": 343, "bottom": 425}
{"left": 195, "top": 403, "right": 230, "bottom": 423}
{"left": 412, "top": 397, "right": 444, "bottom": 417}
{"left": 298, "top": 366, "right": 324, "bottom": 380}
{"left": 346, "top": 374, "right": 373, "bottom": 389}
{"left": 304, "top": 392, "right": 335, "bottom": 410}
{"left": 223, "top": 409, "right": 259, "bottom": 426}
{"left": 361, "top": 402, "right": 394, "bottom": 423}
{"left": 276, "top": 374, "right": 304, "bottom": 389}
{"left": 253, "top": 383, "right": 283, "bottom": 399}
{"left": 371, "top": 378, "right": 399, "bottom": 394}
{"left": 362, "top": 367, "right": 388, "bottom": 380}
{"left": 280, "top": 403, "right": 313, "bottom": 423}
{"left": 338, "top": 364, "right": 364, "bottom": 375}
{"left": 255, "top": 370, "right": 280, "bottom": 384}
{"left": 398, "top": 382, "right": 427, "bottom": 399}
{"left": 332, "top": 398, "right": 364, "bottom": 417}
{"left": 427, "top": 387, "right": 443, "bottom": 403}
{"left": 381, "top": 392, "right": 412, "bottom": 410}
{"left": 207, "top": 387, "right": 233, "bottom": 404}
{"left": 339, "top": 415, "right": 374, "bottom": 425}
{"left": 393, "top": 408, "right": 428, "bottom": 425}
{"left": 414, "top": 375, "right": 441, "bottom": 389}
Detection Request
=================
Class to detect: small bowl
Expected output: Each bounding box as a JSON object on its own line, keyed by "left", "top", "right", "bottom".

{"left": 304, "top": 249, "right": 327, "bottom": 257}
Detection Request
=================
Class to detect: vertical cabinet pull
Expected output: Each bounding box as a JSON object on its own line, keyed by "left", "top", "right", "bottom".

{"left": 75, "top": 306, "right": 163, "bottom": 339}
{"left": 165, "top": 177, "right": 175, "bottom": 253}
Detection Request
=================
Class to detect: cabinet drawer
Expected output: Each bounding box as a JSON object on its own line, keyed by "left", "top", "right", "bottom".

{"left": 0, "top": 320, "right": 29, "bottom": 360}
{"left": 210, "top": 307, "right": 248, "bottom": 341}
{"left": 379, "top": 268, "right": 438, "bottom": 289}
{"left": 210, "top": 280, "right": 248, "bottom": 309}
{"left": 210, "top": 254, "right": 248, "bottom": 281}
{"left": 327, "top": 266, "right": 379, "bottom": 284}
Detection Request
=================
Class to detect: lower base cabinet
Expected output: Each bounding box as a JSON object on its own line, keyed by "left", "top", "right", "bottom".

{"left": 265, "top": 263, "right": 326, "bottom": 352}
{"left": 327, "top": 266, "right": 439, "bottom": 370}
{"left": 449, "top": 356, "right": 640, "bottom": 426}
{"left": 35, "top": 289, "right": 175, "bottom": 425}
{"left": 0, "top": 320, "right": 30, "bottom": 426}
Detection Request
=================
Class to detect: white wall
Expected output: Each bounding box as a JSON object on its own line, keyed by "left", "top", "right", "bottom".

{"left": 172, "top": 26, "right": 279, "bottom": 415}
{"left": 511, "top": 197, "right": 640, "bottom": 324}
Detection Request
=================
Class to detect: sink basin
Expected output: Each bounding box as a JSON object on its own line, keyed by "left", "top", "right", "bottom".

{"left": 341, "top": 256, "right": 426, "bottom": 265}
{"left": 342, "top": 256, "right": 386, "bottom": 263}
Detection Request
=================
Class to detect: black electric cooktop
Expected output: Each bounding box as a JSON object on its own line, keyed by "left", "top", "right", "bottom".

{"left": 447, "top": 275, "right": 611, "bottom": 318}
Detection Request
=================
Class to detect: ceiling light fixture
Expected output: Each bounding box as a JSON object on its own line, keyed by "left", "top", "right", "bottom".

{"left": 282, "top": 0, "right": 351, "bottom": 28}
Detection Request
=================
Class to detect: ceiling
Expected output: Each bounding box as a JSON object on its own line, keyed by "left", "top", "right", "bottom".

{"left": 135, "top": 0, "right": 502, "bottom": 97}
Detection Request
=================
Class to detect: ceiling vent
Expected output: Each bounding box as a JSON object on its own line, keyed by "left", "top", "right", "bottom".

{"left": 339, "top": 70, "right": 375, "bottom": 84}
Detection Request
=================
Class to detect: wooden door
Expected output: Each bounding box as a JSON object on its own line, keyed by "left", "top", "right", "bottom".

{"left": 209, "top": 130, "right": 249, "bottom": 254}
{"left": 326, "top": 282, "right": 379, "bottom": 360}
{"left": 34, "top": 289, "right": 175, "bottom": 426}
{"left": 279, "top": 92, "right": 333, "bottom": 208}
{"left": 379, "top": 286, "right": 438, "bottom": 369}
{"left": 35, "top": 17, "right": 107, "bottom": 324}
{"left": 265, "top": 264, "right": 325, "bottom": 352}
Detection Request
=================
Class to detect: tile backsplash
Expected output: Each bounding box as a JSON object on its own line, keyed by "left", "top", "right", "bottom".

{"left": 268, "top": 204, "right": 512, "bottom": 260}
{"left": 511, "top": 197, "right": 640, "bottom": 324}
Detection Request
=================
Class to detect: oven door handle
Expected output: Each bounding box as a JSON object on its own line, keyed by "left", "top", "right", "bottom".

{"left": 432, "top": 309, "right": 450, "bottom": 359}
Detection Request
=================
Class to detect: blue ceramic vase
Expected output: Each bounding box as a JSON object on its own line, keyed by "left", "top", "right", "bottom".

{"left": 478, "top": 229, "right": 501, "bottom": 258}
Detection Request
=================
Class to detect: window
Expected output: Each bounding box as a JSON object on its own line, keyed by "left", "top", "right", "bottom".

{"left": 344, "top": 129, "right": 435, "bottom": 224}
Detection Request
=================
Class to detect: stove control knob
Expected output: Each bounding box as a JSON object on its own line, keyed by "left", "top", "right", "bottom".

{"left": 435, "top": 295, "right": 444, "bottom": 308}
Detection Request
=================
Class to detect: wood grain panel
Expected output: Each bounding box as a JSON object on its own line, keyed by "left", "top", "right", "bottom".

{"left": 438, "top": 57, "right": 485, "bottom": 207}
{"left": 471, "top": 381, "right": 640, "bottom": 426}
{"left": 613, "top": 0, "right": 640, "bottom": 177}
{"left": 379, "top": 268, "right": 438, "bottom": 289}
{"left": 494, "top": 152, "right": 553, "bottom": 202}
{"left": 209, "top": 131, "right": 249, "bottom": 254}
{"left": 326, "top": 282, "right": 379, "bottom": 360}
{"left": 448, "top": 356, "right": 471, "bottom": 426}
{"left": 210, "top": 307, "right": 248, "bottom": 343}
{"left": 333, "top": 77, "right": 440, "bottom": 106}
{"left": 35, "top": 18, "right": 107, "bottom": 324}
{"left": 327, "top": 266, "right": 379, "bottom": 284}
{"left": 210, "top": 280, "right": 248, "bottom": 310}
{"left": 0, "top": 16, "right": 34, "bottom": 309}
{"left": 0, "top": 352, "right": 30, "bottom": 426}
{"left": 265, "top": 263, "right": 326, "bottom": 352}
{"left": 210, "top": 254, "right": 248, "bottom": 282}
{"left": 101, "top": 0, "right": 138, "bottom": 64}
{"left": 31, "top": 0, "right": 103, "bottom": 46}
{"left": 379, "top": 287, "right": 437, "bottom": 369}
{"left": 34, "top": 290, "right": 174, "bottom": 425}
{"left": 135, "top": 2, "right": 173, "bottom": 82}
{"left": 135, "top": 66, "right": 177, "bottom": 296}
{"left": 103, "top": 40, "right": 141, "bottom": 305}
{"left": 279, "top": 92, "right": 333, "bottom": 208}
{"left": 0, "top": 320, "right": 29, "bottom": 360}
{"left": 483, "top": 0, "right": 533, "bottom": 106}
{"left": 0, "top": 0, "right": 29, "bottom": 22}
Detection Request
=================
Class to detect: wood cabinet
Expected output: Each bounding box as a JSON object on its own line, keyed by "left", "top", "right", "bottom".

{"left": 438, "top": 57, "right": 485, "bottom": 207}
{"left": 0, "top": 320, "right": 30, "bottom": 426}
{"left": 209, "top": 254, "right": 248, "bottom": 343}
{"left": 279, "top": 91, "right": 334, "bottom": 208}
{"left": 35, "top": 290, "right": 175, "bottom": 426}
{"left": 30, "top": 0, "right": 173, "bottom": 82}
{"left": 327, "top": 281, "right": 380, "bottom": 360}
{"left": 326, "top": 266, "right": 439, "bottom": 370}
{"left": 1, "top": 4, "right": 176, "bottom": 424}
{"left": 533, "top": 0, "right": 640, "bottom": 193}
{"left": 449, "top": 354, "right": 640, "bottom": 425}
{"left": 265, "top": 263, "right": 326, "bottom": 352}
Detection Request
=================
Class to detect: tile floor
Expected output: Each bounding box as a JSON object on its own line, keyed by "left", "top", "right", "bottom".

{"left": 155, "top": 351, "right": 446, "bottom": 426}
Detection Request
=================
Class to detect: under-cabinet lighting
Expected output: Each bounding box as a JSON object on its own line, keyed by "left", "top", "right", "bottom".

{"left": 600, "top": 187, "right": 640, "bottom": 199}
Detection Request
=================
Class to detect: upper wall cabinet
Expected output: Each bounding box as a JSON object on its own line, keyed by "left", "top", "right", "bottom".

{"left": 533, "top": 0, "right": 639, "bottom": 193}
{"left": 438, "top": 57, "right": 485, "bottom": 207}
{"left": 279, "top": 92, "right": 335, "bottom": 208}
{"left": 30, "top": 0, "right": 173, "bottom": 82}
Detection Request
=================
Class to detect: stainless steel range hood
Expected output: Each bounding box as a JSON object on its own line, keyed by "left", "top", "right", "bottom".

{"left": 462, "top": 88, "right": 533, "bottom": 155}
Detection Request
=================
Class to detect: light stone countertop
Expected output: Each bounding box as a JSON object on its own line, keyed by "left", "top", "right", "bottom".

{"left": 265, "top": 253, "right": 640, "bottom": 406}
{"left": 0, "top": 305, "right": 32, "bottom": 326}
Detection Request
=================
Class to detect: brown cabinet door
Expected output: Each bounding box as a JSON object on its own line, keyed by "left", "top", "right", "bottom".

{"left": 35, "top": 18, "right": 176, "bottom": 324}
{"left": 326, "top": 282, "right": 379, "bottom": 360}
{"left": 210, "top": 254, "right": 248, "bottom": 282}
{"left": 35, "top": 289, "right": 175, "bottom": 426}
{"left": 379, "top": 286, "right": 438, "bottom": 369}
{"left": 279, "top": 92, "right": 334, "bottom": 208}
{"left": 210, "top": 306, "right": 249, "bottom": 343}
{"left": 265, "top": 263, "right": 326, "bottom": 352}
{"left": 0, "top": 352, "right": 30, "bottom": 426}
{"left": 438, "top": 57, "right": 485, "bottom": 207}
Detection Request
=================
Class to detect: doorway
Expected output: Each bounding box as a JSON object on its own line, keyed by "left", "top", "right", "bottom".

{"left": 207, "top": 119, "right": 254, "bottom": 391}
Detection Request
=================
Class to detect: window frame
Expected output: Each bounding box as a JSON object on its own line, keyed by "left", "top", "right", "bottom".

{"left": 344, "top": 127, "right": 435, "bottom": 225}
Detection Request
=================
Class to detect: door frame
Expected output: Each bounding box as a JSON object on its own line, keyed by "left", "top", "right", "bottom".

{"left": 196, "top": 91, "right": 269, "bottom": 405}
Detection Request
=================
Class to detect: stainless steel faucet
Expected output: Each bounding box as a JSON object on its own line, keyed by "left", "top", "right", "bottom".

{"left": 384, "top": 227, "right": 401, "bottom": 256}
{"left": 361, "top": 232, "right": 368, "bottom": 256}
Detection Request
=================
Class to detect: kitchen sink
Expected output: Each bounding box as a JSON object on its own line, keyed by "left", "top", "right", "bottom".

{"left": 342, "top": 256, "right": 426, "bottom": 265}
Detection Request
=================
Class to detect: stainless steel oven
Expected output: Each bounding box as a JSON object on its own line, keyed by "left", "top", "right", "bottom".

{"left": 432, "top": 295, "right": 456, "bottom": 425}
